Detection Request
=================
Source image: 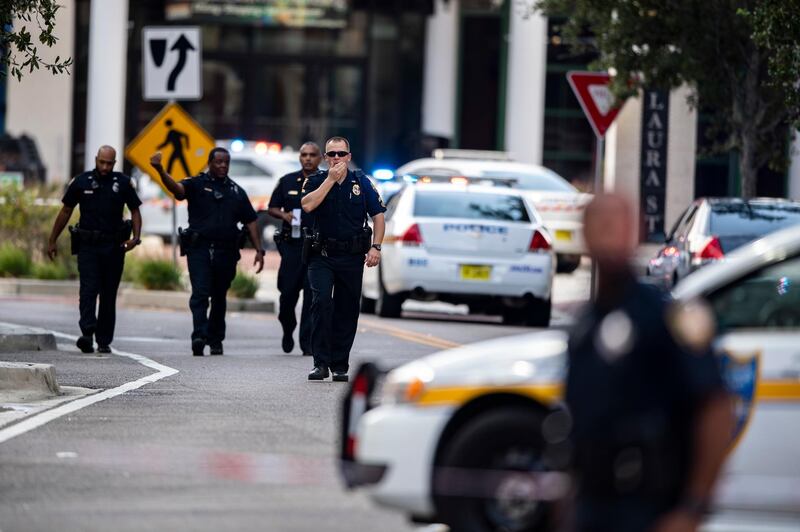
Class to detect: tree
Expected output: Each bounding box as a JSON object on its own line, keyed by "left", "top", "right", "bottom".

{"left": 532, "top": 0, "right": 798, "bottom": 197}
{"left": 0, "top": 0, "right": 73, "bottom": 81}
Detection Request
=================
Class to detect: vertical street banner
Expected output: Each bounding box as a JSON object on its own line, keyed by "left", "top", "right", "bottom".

{"left": 640, "top": 90, "right": 669, "bottom": 242}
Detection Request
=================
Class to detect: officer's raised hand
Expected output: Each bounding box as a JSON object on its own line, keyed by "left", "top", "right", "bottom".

{"left": 365, "top": 246, "right": 380, "bottom": 267}
{"left": 149, "top": 152, "right": 163, "bottom": 169}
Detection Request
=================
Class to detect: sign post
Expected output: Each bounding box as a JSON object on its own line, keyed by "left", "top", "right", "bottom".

{"left": 125, "top": 102, "right": 215, "bottom": 264}
{"left": 566, "top": 71, "right": 622, "bottom": 299}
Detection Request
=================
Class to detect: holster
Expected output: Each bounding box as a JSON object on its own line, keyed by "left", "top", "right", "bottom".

{"left": 117, "top": 220, "right": 133, "bottom": 244}
{"left": 177, "top": 227, "right": 200, "bottom": 256}
{"left": 68, "top": 225, "right": 80, "bottom": 255}
{"left": 356, "top": 226, "right": 373, "bottom": 254}
{"left": 302, "top": 227, "right": 321, "bottom": 264}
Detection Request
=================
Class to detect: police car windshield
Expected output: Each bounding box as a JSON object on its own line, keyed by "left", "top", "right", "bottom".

{"left": 414, "top": 190, "right": 531, "bottom": 222}
{"left": 229, "top": 159, "right": 270, "bottom": 178}
{"left": 480, "top": 170, "right": 575, "bottom": 192}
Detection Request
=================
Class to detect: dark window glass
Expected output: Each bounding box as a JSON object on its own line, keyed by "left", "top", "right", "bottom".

{"left": 414, "top": 191, "right": 530, "bottom": 222}
{"left": 710, "top": 255, "right": 800, "bottom": 330}
{"left": 229, "top": 160, "right": 270, "bottom": 178}
{"left": 710, "top": 202, "right": 800, "bottom": 237}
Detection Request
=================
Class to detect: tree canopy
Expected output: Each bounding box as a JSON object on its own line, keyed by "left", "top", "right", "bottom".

{"left": 534, "top": 0, "right": 800, "bottom": 197}
{"left": 0, "top": 0, "right": 73, "bottom": 81}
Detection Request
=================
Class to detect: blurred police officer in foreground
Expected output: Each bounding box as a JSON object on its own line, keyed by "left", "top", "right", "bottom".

{"left": 565, "top": 194, "right": 733, "bottom": 532}
{"left": 150, "top": 148, "right": 264, "bottom": 356}
{"left": 47, "top": 145, "right": 142, "bottom": 354}
{"left": 301, "top": 136, "right": 386, "bottom": 382}
{"left": 267, "top": 142, "right": 321, "bottom": 356}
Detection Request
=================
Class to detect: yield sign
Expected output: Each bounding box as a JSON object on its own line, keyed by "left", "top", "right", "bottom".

{"left": 125, "top": 102, "right": 215, "bottom": 198}
{"left": 566, "top": 71, "right": 621, "bottom": 139}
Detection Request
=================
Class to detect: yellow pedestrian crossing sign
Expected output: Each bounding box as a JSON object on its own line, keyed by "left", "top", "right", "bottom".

{"left": 125, "top": 102, "right": 215, "bottom": 197}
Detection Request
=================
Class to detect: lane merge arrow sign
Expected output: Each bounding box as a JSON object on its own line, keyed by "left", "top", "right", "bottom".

{"left": 143, "top": 26, "right": 202, "bottom": 101}
{"left": 566, "top": 71, "right": 621, "bottom": 139}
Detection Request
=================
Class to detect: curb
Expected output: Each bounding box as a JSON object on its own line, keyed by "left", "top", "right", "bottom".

{"left": 0, "top": 361, "right": 60, "bottom": 398}
{"left": 0, "top": 279, "right": 275, "bottom": 314}
{"left": 0, "top": 324, "right": 57, "bottom": 352}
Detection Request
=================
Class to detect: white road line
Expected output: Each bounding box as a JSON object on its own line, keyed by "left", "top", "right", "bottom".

{"left": 0, "top": 329, "right": 178, "bottom": 444}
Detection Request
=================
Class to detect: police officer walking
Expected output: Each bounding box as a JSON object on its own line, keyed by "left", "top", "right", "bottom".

{"left": 301, "top": 136, "right": 386, "bottom": 382}
{"left": 565, "top": 194, "right": 733, "bottom": 532}
{"left": 150, "top": 147, "right": 265, "bottom": 356}
{"left": 267, "top": 142, "right": 321, "bottom": 356}
{"left": 47, "top": 145, "right": 142, "bottom": 354}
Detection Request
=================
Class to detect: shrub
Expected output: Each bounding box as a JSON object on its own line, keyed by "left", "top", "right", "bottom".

{"left": 122, "top": 255, "right": 143, "bottom": 284}
{"left": 32, "top": 261, "right": 71, "bottom": 280}
{"left": 230, "top": 271, "right": 259, "bottom": 299}
{"left": 0, "top": 244, "right": 32, "bottom": 277}
{"left": 135, "top": 259, "right": 183, "bottom": 291}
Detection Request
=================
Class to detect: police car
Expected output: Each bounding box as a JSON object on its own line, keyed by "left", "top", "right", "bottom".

{"left": 360, "top": 183, "right": 555, "bottom": 326}
{"left": 341, "top": 224, "right": 800, "bottom": 532}
{"left": 395, "top": 150, "right": 592, "bottom": 273}
{"left": 137, "top": 140, "right": 301, "bottom": 246}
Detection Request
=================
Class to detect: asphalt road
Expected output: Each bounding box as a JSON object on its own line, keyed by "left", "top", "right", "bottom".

{"left": 0, "top": 268, "right": 589, "bottom": 532}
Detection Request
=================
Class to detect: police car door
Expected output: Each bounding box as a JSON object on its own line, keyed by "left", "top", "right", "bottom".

{"left": 704, "top": 253, "right": 800, "bottom": 516}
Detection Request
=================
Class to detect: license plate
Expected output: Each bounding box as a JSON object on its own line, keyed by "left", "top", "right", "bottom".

{"left": 555, "top": 230, "right": 572, "bottom": 241}
{"left": 460, "top": 264, "right": 491, "bottom": 281}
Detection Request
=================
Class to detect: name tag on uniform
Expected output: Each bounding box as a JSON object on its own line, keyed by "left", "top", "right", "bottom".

{"left": 288, "top": 190, "right": 299, "bottom": 195}
{"left": 204, "top": 187, "right": 213, "bottom": 192}
{"left": 83, "top": 190, "right": 94, "bottom": 194}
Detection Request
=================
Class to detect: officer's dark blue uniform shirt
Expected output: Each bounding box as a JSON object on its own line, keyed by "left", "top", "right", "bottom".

{"left": 62, "top": 171, "right": 142, "bottom": 232}
{"left": 268, "top": 170, "right": 309, "bottom": 232}
{"left": 301, "top": 169, "right": 386, "bottom": 241}
{"left": 566, "top": 279, "right": 724, "bottom": 498}
{"left": 179, "top": 173, "right": 258, "bottom": 241}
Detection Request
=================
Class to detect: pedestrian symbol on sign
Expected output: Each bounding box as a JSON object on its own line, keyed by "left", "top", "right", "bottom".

{"left": 157, "top": 119, "right": 191, "bottom": 177}
{"left": 143, "top": 26, "right": 202, "bottom": 101}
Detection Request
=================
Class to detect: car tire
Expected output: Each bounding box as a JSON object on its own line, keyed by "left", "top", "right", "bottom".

{"left": 556, "top": 254, "right": 581, "bottom": 274}
{"left": 434, "top": 407, "right": 554, "bottom": 532}
{"left": 523, "top": 298, "right": 551, "bottom": 328}
{"left": 375, "top": 267, "right": 403, "bottom": 318}
{"left": 360, "top": 296, "right": 376, "bottom": 314}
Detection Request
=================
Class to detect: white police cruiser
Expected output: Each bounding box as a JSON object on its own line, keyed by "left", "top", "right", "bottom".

{"left": 361, "top": 183, "right": 555, "bottom": 326}
{"left": 342, "top": 224, "right": 800, "bottom": 532}
{"left": 396, "top": 150, "right": 592, "bottom": 273}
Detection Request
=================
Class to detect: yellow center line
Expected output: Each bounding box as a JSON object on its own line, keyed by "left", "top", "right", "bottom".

{"left": 360, "top": 318, "right": 462, "bottom": 350}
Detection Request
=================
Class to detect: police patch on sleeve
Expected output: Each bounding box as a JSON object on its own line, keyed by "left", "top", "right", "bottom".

{"left": 369, "top": 180, "right": 385, "bottom": 207}
{"left": 666, "top": 299, "right": 716, "bottom": 353}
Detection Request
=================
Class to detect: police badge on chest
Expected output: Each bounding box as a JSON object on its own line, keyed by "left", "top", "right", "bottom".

{"left": 352, "top": 183, "right": 361, "bottom": 196}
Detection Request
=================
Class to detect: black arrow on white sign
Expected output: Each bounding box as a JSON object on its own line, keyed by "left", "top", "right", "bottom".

{"left": 167, "top": 34, "right": 195, "bottom": 92}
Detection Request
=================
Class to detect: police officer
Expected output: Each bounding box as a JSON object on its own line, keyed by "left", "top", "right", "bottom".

{"left": 150, "top": 148, "right": 265, "bottom": 356}
{"left": 267, "top": 142, "right": 321, "bottom": 356}
{"left": 47, "top": 145, "right": 142, "bottom": 354}
{"left": 301, "top": 136, "right": 386, "bottom": 382}
{"left": 565, "top": 194, "right": 733, "bottom": 532}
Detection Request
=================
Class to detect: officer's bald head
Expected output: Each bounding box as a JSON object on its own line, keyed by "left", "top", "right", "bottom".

{"left": 95, "top": 145, "right": 117, "bottom": 176}
{"left": 583, "top": 193, "right": 636, "bottom": 272}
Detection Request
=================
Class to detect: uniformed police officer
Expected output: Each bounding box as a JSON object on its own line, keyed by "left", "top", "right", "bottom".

{"left": 47, "top": 145, "right": 143, "bottom": 354}
{"left": 267, "top": 142, "right": 321, "bottom": 356}
{"left": 149, "top": 148, "right": 265, "bottom": 356}
{"left": 565, "top": 194, "right": 733, "bottom": 532}
{"left": 301, "top": 136, "right": 386, "bottom": 382}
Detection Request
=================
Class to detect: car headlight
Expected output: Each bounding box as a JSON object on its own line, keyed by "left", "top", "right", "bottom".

{"left": 379, "top": 362, "right": 435, "bottom": 405}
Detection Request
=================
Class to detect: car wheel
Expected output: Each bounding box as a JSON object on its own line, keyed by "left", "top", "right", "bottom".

{"left": 360, "top": 296, "right": 376, "bottom": 314}
{"left": 556, "top": 254, "right": 581, "bottom": 274}
{"left": 523, "top": 298, "right": 551, "bottom": 328}
{"left": 375, "top": 267, "right": 403, "bottom": 318}
{"left": 434, "top": 407, "right": 554, "bottom": 532}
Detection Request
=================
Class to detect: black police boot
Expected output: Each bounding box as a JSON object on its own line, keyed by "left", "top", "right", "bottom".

{"left": 97, "top": 345, "right": 111, "bottom": 354}
{"left": 308, "top": 365, "right": 329, "bottom": 381}
{"left": 209, "top": 343, "right": 223, "bottom": 356}
{"left": 192, "top": 338, "right": 205, "bottom": 357}
{"left": 282, "top": 331, "right": 294, "bottom": 353}
{"left": 76, "top": 335, "right": 94, "bottom": 354}
{"left": 332, "top": 370, "right": 349, "bottom": 383}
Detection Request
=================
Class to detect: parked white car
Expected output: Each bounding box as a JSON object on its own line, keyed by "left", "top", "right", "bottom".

{"left": 395, "top": 150, "right": 592, "bottom": 273}
{"left": 361, "top": 183, "right": 555, "bottom": 326}
{"left": 342, "top": 223, "right": 800, "bottom": 532}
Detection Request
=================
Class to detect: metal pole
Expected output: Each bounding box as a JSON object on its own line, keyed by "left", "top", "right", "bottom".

{"left": 171, "top": 199, "right": 178, "bottom": 266}
{"left": 590, "top": 135, "right": 604, "bottom": 300}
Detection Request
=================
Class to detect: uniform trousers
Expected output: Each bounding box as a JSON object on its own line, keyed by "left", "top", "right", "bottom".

{"left": 307, "top": 253, "right": 364, "bottom": 372}
{"left": 186, "top": 245, "right": 239, "bottom": 345}
{"left": 276, "top": 239, "right": 312, "bottom": 353}
{"left": 77, "top": 242, "right": 125, "bottom": 346}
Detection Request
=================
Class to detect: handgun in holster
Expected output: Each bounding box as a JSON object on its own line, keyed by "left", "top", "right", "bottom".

{"left": 301, "top": 227, "right": 321, "bottom": 264}
{"left": 177, "top": 227, "right": 199, "bottom": 257}
{"left": 237, "top": 225, "right": 249, "bottom": 250}
{"left": 117, "top": 220, "right": 133, "bottom": 245}
{"left": 68, "top": 225, "right": 80, "bottom": 255}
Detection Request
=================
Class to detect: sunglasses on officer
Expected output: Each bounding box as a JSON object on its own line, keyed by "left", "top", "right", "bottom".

{"left": 325, "top": 151, "right": 350, "bottom": 158}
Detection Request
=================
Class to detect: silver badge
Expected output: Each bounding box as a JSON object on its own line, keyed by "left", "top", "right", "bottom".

{"left": 112, "top": 182, "right": 119, "bottom": 193}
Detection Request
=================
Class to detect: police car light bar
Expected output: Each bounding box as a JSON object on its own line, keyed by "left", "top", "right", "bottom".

{"left": 432, "top": 149, "right": 514, "bottom": 161}
{"left": 372, "top": 169, "right": 394, "bottom": 181}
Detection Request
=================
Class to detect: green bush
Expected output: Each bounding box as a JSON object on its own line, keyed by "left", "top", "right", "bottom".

{"left": 230, "top": 271, "right": 259, "bottom": 299}
{"left": 0, "top": 244, "right": 32, "bottom": 277}
{"left": 122, "top": 255, "right": 143, "bottom": 284}
{"left": 32, "top": 261, "right": 71, "bottom": 280}
{"left": 135, "top": 259, "right": 183, "bottom": 291}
